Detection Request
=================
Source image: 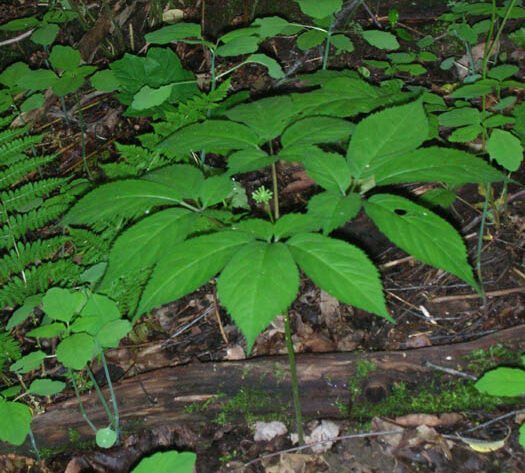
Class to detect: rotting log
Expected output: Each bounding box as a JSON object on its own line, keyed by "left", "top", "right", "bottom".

{"left": 3, "top": 325, "right": 525, "bottom": 454}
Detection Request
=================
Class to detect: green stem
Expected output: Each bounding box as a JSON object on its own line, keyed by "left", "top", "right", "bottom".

{"left": 271, "top": 163, "right": 279, "bottom": 220}
{"left": 28, "top": 427, "right": 42, "bottom": 473}
{"left": 86, "top": 365, "right": 115, "bottom": 425}
{"left": 100, "top": 350, "right": 119, "bottom": 440}
{"left": 322, "top": 15, "right": 335, "bottom": 70}
{"left": 284, "top": 308, "right": 304, "bottom": 444}
{"left": 75, "top": 92, "right": 93, "bottom": 180}
{"left": 69, "top": 369, "right": 97, "bottom": 432}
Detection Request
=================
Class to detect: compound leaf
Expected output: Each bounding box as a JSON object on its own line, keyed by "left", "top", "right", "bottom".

{"left": 307, "top": 192, "right": 362, "bottom": 234}
{"left": 282, "top": 117, "right": 353, "bottom": 148}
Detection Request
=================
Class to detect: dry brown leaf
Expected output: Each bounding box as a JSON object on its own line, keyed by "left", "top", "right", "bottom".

{"left": 265, "top": 453, "right": 328, "bottom": 473}
{"left": 395, "top": 414, "right": 441, "bottom": 427}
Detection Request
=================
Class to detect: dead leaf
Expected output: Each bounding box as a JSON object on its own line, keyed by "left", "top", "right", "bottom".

{"left": 282, "top": 171, "right": 316, "bottom": 193}
{"left": 371, "top": 418, "right": 404, "bottom": 451}
{"left": 163, "top": 9, "right": 184, "bottom": 23}
{"left": 395, "top": 414, "right": 441, "bottom": 427}
{"left": 405, "top": 333, "right": 432, "bottom": 348}
{"left": 225, "top": 345, "right": 245, "bottom": 360}
{"left": 254, "top": 421, "right": 287, "bottom": 442}
{"left": 265, "top": 453, "right": 329, "bottom": 473}
{"left": 304, "top": 332, "right": 335, "bottom": 352}
{"left": 438, "top": 412, "right": 463, "bottom": 426}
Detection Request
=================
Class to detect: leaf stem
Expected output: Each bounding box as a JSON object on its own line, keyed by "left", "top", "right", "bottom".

{"left": 322, "top": 15, "right": 335, "bottom": 70}
{"left": 75, "top": 92, "right": 93, "bottom": 181}
{"left": 86, "top": 365, "right": 115, "bottom": 425}
{"left": 271, "top": 163, "right": 279, "bottom": 220}
{"left": 100, "top": 349, "right": 119, "bottom": 441}
{"left": 284, "top": 308, "right": 304, "bottom": 444}
{"left": 69, "top": 368, "right": 97, "bottom": 433}
{"left": 28, "top": 427, "right": 42, "bottom": 473}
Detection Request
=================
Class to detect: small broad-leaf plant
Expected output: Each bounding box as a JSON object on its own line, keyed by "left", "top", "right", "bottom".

{"left": 64, "top": 82, "right": 506, "bottom": 354}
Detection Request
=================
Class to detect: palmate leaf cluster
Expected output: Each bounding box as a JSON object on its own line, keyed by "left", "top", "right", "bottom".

{"left": 65, "top": 71, "right": 508, "bottom": 353}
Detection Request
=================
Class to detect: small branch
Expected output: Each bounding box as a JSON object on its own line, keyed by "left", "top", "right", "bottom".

{"left": 428, "top": 286, "right": 525, "bottom": 303}
{"left": 0, "top": 29, "right": 35, "bottom": 47}
{"left": 424, "top": 361, "right": 477, "bottom": 381}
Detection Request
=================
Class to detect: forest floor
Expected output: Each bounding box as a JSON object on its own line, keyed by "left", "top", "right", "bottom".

{"left": 0, "top": 1, "right": 524, "bottom": 472}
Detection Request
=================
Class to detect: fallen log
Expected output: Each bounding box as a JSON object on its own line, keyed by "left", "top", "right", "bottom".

{"left": 4, "top": 325, "right": 525, "bottom": 454}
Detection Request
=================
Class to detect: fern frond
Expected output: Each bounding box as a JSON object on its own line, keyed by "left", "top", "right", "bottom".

{"left": 0, "top": 177, "right": 66, "bottom": 212}
{"left": 0, "top": 155, "right": 56, "bottom": 191}
{"left": 0, "top": 135, "right": 43, "bottom": 165}
{"left": 107, "top": 267, "right": 152, "bottom": 317}
{"left": 0, "top": 236, "right": 69, "bottom": 283}
{"left": 0, "top": 125, "right": 28, "bottom": 148}
{"left": 0, "top": 259, "right": 82, "bottom": 309}
{"left": 0, "top": 114, "right": 16, "bottom": 129}
{"left": 69, "top": 227, "right": 112, "bottom": 264}
{"left": 0, "top": 331, "right": 21, "bottom": 373}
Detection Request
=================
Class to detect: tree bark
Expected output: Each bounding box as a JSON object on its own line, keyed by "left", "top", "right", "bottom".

{"left": 4, "top": 325, "right": 524, "bottom": 454}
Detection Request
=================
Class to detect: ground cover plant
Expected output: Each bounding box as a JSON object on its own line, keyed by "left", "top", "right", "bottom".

{"left": 0, "top": 0, "right": 524, "bottom": 472}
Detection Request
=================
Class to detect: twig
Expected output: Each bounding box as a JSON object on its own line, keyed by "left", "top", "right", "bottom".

{"left": 380, "top": 255, "right": 414, "bottom": 269}
{"left": 361, "top": 0, "right": 382, "bottom": 27}
{"left": 428, "top": 286, "right": 525, "bottom": 303}
{"left": 161, "top": 306, "right": 214, "bottom": 347}
{"left": 212, "top": 282, "right": 229, "bottom": 344}
{"left": 231, "top": 430, "right": 404, "bottom": 471}
{"left": 0, "top": 28, "right": 35, "bottom": 46}
{"left": 460, "top": 408, "right": 525, "bottom": 434}
{"left": 424, "top": 361, "right": 477, "bottom": 381}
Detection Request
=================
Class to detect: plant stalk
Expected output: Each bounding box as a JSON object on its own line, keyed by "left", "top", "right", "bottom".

{"left": 284, "top": 308, "right": 304, "bottom": 444}
{"left": 100, "top": 350, "right": 120, "bottom": 440}
{"left": 75, "top": 92, "right": 93, "bottom": 180}
{"left": 28, "top": 427, "right": 42, "bottom": 473}
{"left": 271, "top": 162, "right": 279, "bottom": 220}
{"left": 86, "top": 365, "right": 115, "bottom": 425}
{"left": 69, "top": 369, "right": 97, "bottom": 432}
{"left": 322, "top": 15, "right": 335, "bottom": 70}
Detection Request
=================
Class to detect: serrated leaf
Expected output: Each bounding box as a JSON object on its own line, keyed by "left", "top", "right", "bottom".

{"left": 130, "top": 451, "right": 196, "bottom": 473}
{"left": 225, "top": 96, "right": 296, "bottom": 142}
{"left": 287, "top": 233, "right": 390, "bottom": 320}
{"left": 49, "top": 45, "right": 81, "bottom": 72}
{"left": 295, "top": 0, "right": 342, "bottom": 19}
{"left": 145, "top": 23, "right": 202, "bottom": 44}
{"left": 364, "top": 194, "right": 478, "bottom": 289}
{"left": 137, "top": 232, "right": 254, "bottom": 319}
{"left": 420, "top": 188, "right": 457, "bottom": 208}
{"left": 63, "top": 180, "right": 181, "bottom": 225}
{"left": 372, "top": 147, "right": 505, "bottom": 186}
{"left": 199, "top": 175, "right": 234, "bottom": 208}
{"left": 100, "top": 209, "right": 198, "bottom": 289}
{"left": 227, "top": 149, "right": 275, "bottom": 175}
{"left": 29, "top": 379, "right": 65, "bottom": 396}
{"left": 273, "top": 213, "right": 319, "bottom": 239}
{"left": 331, "top": 34, "right": 354, "bottom": 52}
{"left": 233, "top": 219, "right": 274, "bottom": 241}
{"left": 17, "top": 69, "right": 58, "bottom": 91}
{"left": 362, "top": 30, "right": 399, "bottom": 50}
{"left": 217, "top": 36, "right": 260, "bottom": 57}
{"left": 448, "top": 124, "right": 483, "bottom": 142}
{"left": 0, "top": 17, "right": 40, "bottom": 31}
{"left": 251, "top": 16, "right": 295, "bottom": 38}
{"left": 52, "top": 72, "right": 85, "bottom": 96}
{"left": 142, "top": 164, "right": 204, "bottom": 200}
{"left": 96, "top": 319, "right": 131, "bottom": 348}
{"left": 56, "top": 333, "right": 95, "bottom": 370}
{"left": 91, "top": 69, "right": 120, "bottom": 92}
{"left": 474, "top": 367, "right": 525, "bottom": 396}
{"left": 347, "top": 99, "right": 428, "bottom": 179}
{"left": 217, "top": 242, "right": 299, "bottom": 353}
{"left": 10, "top": 350, "right": 46, "bottom": 374}
{"left": 438, "top": 107, "right": 481, "bottom": 127}
{"left": 20, "top": 93, "right": 45, "bottom": 112}
{"left": 7, "top": 294, "right": 42, "bottom": 330}
{"left": 158, "top": 120, "right": 259, "bottom": 155}
{"left": 304, "top": 149, "right": 351, "bottom": 193}
{"left": 487, "top": 64, "right": 519, "bottom": 81}
{"left": 131, "top": 84, "right": 173, "bottom": 110}
{"left": 282, "top": 117, "right": 353, "bottom": 148}
{"left": 0, "top": 400, "right": 32, "bottom": 446}
{"left": 244, "top": 54, "right": 284, "bottom": 79}
{"left": 42, "top": 288, "right": 86, "bottom": 323}
{"left": 450, "top": 79, "right": 497, "bottom": 99}
{"left": 26, "top": 323, "right": 66, "bottom": 338}
{"left": 307, "top": 192, "right": 362, "bottom": 234}
{"left": 487, "top": 129, "right": 523, "bottom": 171}
{"left": 31, "top": 23, "right": 59, "bottom": 45}
{"left": 297, "top": 29, "right": 327, "bottom": 50}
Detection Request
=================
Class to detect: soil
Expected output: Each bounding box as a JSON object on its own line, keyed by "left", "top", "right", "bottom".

{"left": 0, "top": 1, "right": 524, "bottom": 473}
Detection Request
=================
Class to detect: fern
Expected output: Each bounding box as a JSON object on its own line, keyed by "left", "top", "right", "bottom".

{"left": 0, "top": 236, "right": 69, "bottom": 283}
{"left": 0, "top": 135, "right": 44, "bottom": 165}
{"left": 69, "top": 228, "right": 112, "bottom": 265}
{"left": 0, "top": 178, "right": 66, "bottom": 213}
{"left": 107, "top": 267, "right": 152, "bottom": 317}
{"left": 0, "top": 259, "right": 82, "bottom": 308}
{"left": 0, "top": 125, "right": 28, "bottom": 148}
{"left": 0, "top": 155, "right": 56, "bottom": 190}
{"left": 101, "top": 143, "right": 167, "bottom": 179}
{"left": 0, "top": 330, "right": 21, "bottom": 374}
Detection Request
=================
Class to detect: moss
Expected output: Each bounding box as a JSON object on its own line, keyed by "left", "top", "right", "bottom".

{"left": 465, "top": 344, "right": 521, "bottom": 376}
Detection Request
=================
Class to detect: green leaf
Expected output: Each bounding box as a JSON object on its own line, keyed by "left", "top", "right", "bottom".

{"left": 418, "top": 51, "right": 437, "bottom": 62}
{"left": 17, "top": 69, "right": 58, "bottom": 91}
{"left": 96, "top": 319, "right": 131, "bottom": 348}
{"left": 297, "top": 29, "right": 327, "bottom": 50}
{"left": 448, "top": 124, "right": 483, "bottom": 142}
{"left": 49, "top": 45, "right": 81, "bottom": 72}
{"left": 145, "top": 23, "right": 202, "bottom": 44}
{"left": 130, "top": 451, "right": 196, "bottom": 473}
{"left": 295, "top": 0, "right": 342, "bottom": 19}
{"left": 304, "top": 150, "right": 351, "bottom": 193}
{"left": 158, "top": 120, "right": 259, "bottom": 155}
{"left": 233, "top": 219, "right": 274, "bottom": 241}
{"left": 56, "top": 333, "right": 95, "bottom": 370}
{"left": 287, "top": 233, "right": 390, "bottom": 320}
{"left": 52, "top": 72, "right": 85, "bottom": 97}
{"left": 10, "top": 350, "right": 47, "bottom": 374}
{"left": 90, "top": 69, "right": 120, "bottom": 92}
{"left": 438, "top": 107, "right": 481, "bottom": 127}
{"left": 217, "top": 36, "right": 260, "bottom": 57}
{"left": 372, "top": 147, "right": 505, "bottom": 186}
{"left": 486, "top": 129, "right": 523, "bottom": 171}
{"left": 307, "top": 192, "right": 362, "bottom": 234}
{"left": 142, "top": 164, "right": 204, "bottom": 200}
{"left": 63, "top": 180, "right": 181, "bottom": 225}
{"left": 96, "top": 427, "right": 117, "bottom": 449}
{"left": 42, "top": 288, "right": 86, "bottom": 323}
{"left": 199, "top": 175, "right": 234, "bottom": 208}
{"left": 244, "top": 54, "right": 284, "bottom": 79}
{"left": 225, "top": 96, "right": 296, "bottom": 143}
{"left": 487, "top": 64, "right": 519, "bottom": 81}
{"left": 387, "top": 52, "right": 416, "bottom": 64}
{"left": 509, "top": 25, "right": 525, "bottom": 47}
{"left": 31, "top": 23, "right": 59, "bottom": 46}
{"left": 282, "top": 117, "right": 353, "bottom": 148}
{"left": 331, "top": 34, "right": 354, "bottom": 53}
{"left": 29, "top": 379, "right": 65, "bottom": 396}
{"left": 420, "top": 188, "right": 456, "bottom": 208}
{"left": 7, "top": 294, "right": 42, "bottom": 330}
{"left": 26, "top": 323, "right": 66, "bottom": 338}
{"left": 396, "top": 64, "right": 427, "bottom": 76}
{"left": 217, "top": 242, "right": 299, "bottom": 353}
{"left": 100, "top": 209, "right": 198, "bottom": 289}
{"left": 450, "top": 79, "right": 497, "bottom": 99}
{"left": 0, "top": 62, "right": 30, "bottom": 89}
{"left": 0, "top": 400, "right": 32, "bottom": 446}
{"left": 20, "top": 93, "right": 45, "bottom": 112}
{"left": 0, "top": 17, "right": 40, "bottom": 31}
{"left": 440, "top": 57, "right": 455, "bottom": 70}
{"left": 347, "top": 99, "right": 428, "bottom": 179}
{"left": 251, "top": 16, "right": 295, "bottom": 38}
{"left": 131, "top": 84, "right": 173, "bottom": 110}
{"left": 137, "top": 232, "right": 254, "bottom": 319}
{"left": 273, "top": 213, "right": 320, "bottom": 239}
{"left": 362, "top": 30, "right": 399, "bottom": 50}
{"left": 364, "top": 194, "right": 478, "bottom": 289}
{"left": 81, "top": 293, "right": 121, "bottom": 321}
{"left": 227, "top": 149, "right": 275, "bottom": 175}
{"left": 474, "top": 367, "right": 525, "bottom": 397}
